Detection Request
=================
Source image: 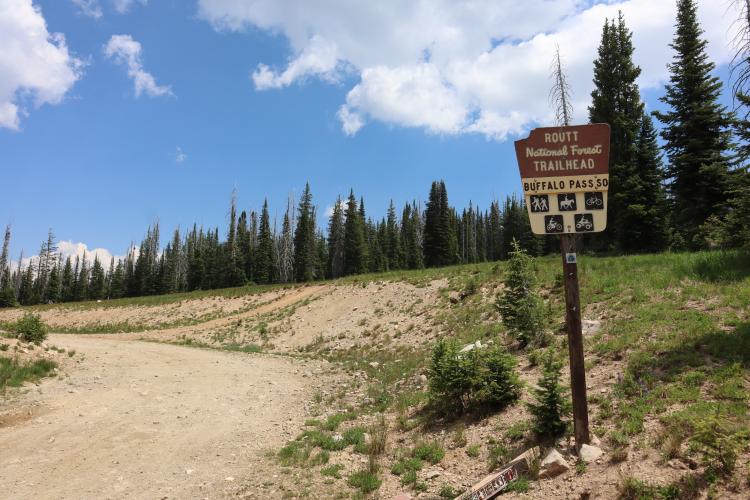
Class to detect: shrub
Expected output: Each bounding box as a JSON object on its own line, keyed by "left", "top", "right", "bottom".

{"left": 527, "top": 349, "right": 570, "bottom": 440}
{"left": 439, "top": 485, "right": 459, "bottom": 498}
{"left": 496, "top": 240, "right": 547, "bottom": 347}
{"left": 12, "top": 312, "right": 47, "bottom": 343}
{"left": 428, "top": 339, "right": 521, "bottom": 417}
{"left": 476, "top": 347, "right": 523, "bottom": 408}
{"left": 348, "top": 470, "right": 381, "bottom": 493}
{"left": 391, "top": 457, "right": 423, "bottom": 476}
{"left": 0, "top": 287, "right": 17, "bottom": 308}
{"left": 689, "top": 412, "right": 748, "bottom": 475}
{"left": 320, "top": 463, "right": 344, "bottom": 479}
{"left": 413, "top": 440, "right": 445, "bottom": 464}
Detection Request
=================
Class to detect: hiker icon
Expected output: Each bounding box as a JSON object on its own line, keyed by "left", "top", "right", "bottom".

{"left": 557, "top": 193, "right": 577, "bottom": 211}
{"left": 574, "top": 214, "right": 594, "bottom": 232}
{"left": 544, "top": 215, "right": 564, "bottom": 233}
{"left": 584, "top": 192, "right": 604, "bottom": 210}
{"left": 529, "top": 195, "right": 549, "bottom": 213}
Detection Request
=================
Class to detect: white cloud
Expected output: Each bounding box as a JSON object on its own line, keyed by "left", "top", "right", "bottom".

{"left": 71, "top": 0, "right": 103, "bottom": 19}
{"left": 324, "top": 199, "right": 346, "bottom": 218}
{"left": 175, "top": 146, "right": 187, "bottom": 164}
{"left": 112, "top": 0, "right": 147, "bottom": 14}
{"left": 252, "top": 35, "right": 343, "bottom": 89}
{"left": 57, "top": 241, "right": 122, "bottom": 267}
{"left": 13, "top": 240, "right": 124, "bottom": 273}
{"left": 0, "top": 0, "right": 83, "bottom": 130}
{"left": 104, "top": 34, "right": 173, "bottom": 98}
{"left": 198, "top": 0, "right": 736, "bottom": 140}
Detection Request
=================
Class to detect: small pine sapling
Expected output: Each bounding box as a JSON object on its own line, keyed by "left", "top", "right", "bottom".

{"left": 528, "top": 350, "right": 570, "bottom": 440}
{"left": 496, "top": 239, "right": 547, "bottom": 347}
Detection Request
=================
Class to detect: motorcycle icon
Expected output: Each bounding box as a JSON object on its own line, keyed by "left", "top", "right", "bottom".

{"left": 547, "top": 218, "right": 563, "bottom": 232}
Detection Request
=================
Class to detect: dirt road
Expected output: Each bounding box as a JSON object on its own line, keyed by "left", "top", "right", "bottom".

{"left": 0, "top": 335, "right": 328, "bottom": 499}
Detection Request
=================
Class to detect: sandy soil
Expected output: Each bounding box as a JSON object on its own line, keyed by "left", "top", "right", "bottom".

{"left": 0, "top": 290, "right": 287, "bottom": 330}
{"left": 0, "top": 334, "right": 332, "bottom": 500}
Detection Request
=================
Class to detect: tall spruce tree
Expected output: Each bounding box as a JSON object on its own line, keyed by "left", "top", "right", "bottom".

{"left": 589, "top": 13, "right": 649, "bottom": 251}
{"left": 343, "top": 190, "right": 367, "bottom": 275}
{"left": 327, "top": 196, "right": 345, "bottom": 278}
{"left": 89, "top": 256, "right": 106, "bottom": 300}
{"left": 628, "top": 112, "right": 669, "bottom": 251}
{"left": 255, "top": 200, "right": 276, "bottom": 284}
{"left": 424, "top": 181, "right": 458, "bottom": 267}
{"left": 278, "top": 200, "right": 295, "bottom": 283}
{"left": 385, "top": 201, "right": 400, "bottom": 270}
{"left": 294, "top": 183, "right": 317, "bottom": 282}
{"left": 654, "top": 0, "right": 733, "bottom": 248}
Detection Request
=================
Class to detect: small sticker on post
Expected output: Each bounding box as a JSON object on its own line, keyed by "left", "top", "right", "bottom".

{"left": 565, "top": 253, "right": 577, "bottom": 264}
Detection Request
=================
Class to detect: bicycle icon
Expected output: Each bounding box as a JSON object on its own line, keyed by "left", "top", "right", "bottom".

{"left": 584, "top": 192, "right": 604, "bottom": 210}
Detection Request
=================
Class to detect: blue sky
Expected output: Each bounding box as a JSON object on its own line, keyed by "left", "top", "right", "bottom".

{"left": 0, "top": 0, "right": 738, "bottom": 263}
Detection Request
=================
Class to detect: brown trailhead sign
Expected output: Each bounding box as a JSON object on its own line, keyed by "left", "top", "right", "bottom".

{"left": 514, "top": 123, "right": 611, "bottom": 235}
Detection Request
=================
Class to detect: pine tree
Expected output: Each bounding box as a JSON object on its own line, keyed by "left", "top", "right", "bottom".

{"left": 294, "top": 183, "right": 318, "bottom": 282}
{"left": 589, "top": 13, "right": 648, "bottom": 251}
{"left": 110, "top": 260, "right": 126, "bottom": 299}
{"left": 46, "top": 257, "right": 61, "bottom": 303}
{"left": 60, "top": 256, "right": 73, "bottom": 302}
{"left": 343, "top": 190, "right": 367, "bottom": 275}
{"left": 224, "top": 192, "right": 246, "bottom": 287}
{"left": 496, "top": 240, "right": 546, "bottom": 347}
{"left": 278, "top": 198, "right": 295, "bottom": 283}
{"left": 255, "top": 199, "right": 276, "bottom": 284}
{"left": 385, "top": 201, "right": 400, "bottom": 270}
{"left": 89, "top": 256, "right": 106, "bottom": 300}
{"left": 327, "top": 196, "right": 345, "bottom": 278}
{"left": 18, "top": 264, "right": 35, "bottom": 305}
{"left": 424, "top": 181, "right": 458, "bottom": 267}
{"left": 622, "top": 112, "right": 669, "bottom": 252}
{"left": 0, "top": 225, "right": 15, "bottom": 307}
{"left": 400, "top": 202, "right": 424, "bottom": 269}
{"left": 528, "top": 350, "right": 570, "bottom": 440}
{"left": 654, "top": 0, "right": 733, "bottom": 248}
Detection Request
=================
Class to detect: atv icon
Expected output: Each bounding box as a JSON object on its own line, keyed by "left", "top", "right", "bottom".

{"left": 576, "top": 217, "right": 593, "bottom": 231}
{"left": 574, "top": 213, "right": 595, "bottom": 232}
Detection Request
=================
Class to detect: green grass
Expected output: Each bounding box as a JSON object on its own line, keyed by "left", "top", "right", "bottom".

{"left": 348, "top": 469, "right": 381, "bottom": 493}
{"left": 320, "top": 463, "right": 344, "bottom": 479}
{"left": 0, "top": 357, "right": 57, "bottom": 391}
{"left": 413, "top": 440, "right": 445, "bottom": 464}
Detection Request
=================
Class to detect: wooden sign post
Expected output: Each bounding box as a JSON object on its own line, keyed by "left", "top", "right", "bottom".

{"left": 514, "top": 123, "right": 611, "bottom": 451}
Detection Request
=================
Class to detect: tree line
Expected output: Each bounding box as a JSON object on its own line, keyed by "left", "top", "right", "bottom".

{"left": 588, "top": 0, "right": 749, "bottom": 251}
{"left": 2, "top": 0, "right": 750, "bottom": 307}
{"left": 0, "top": 182, "right": 547, "bottom": 307}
